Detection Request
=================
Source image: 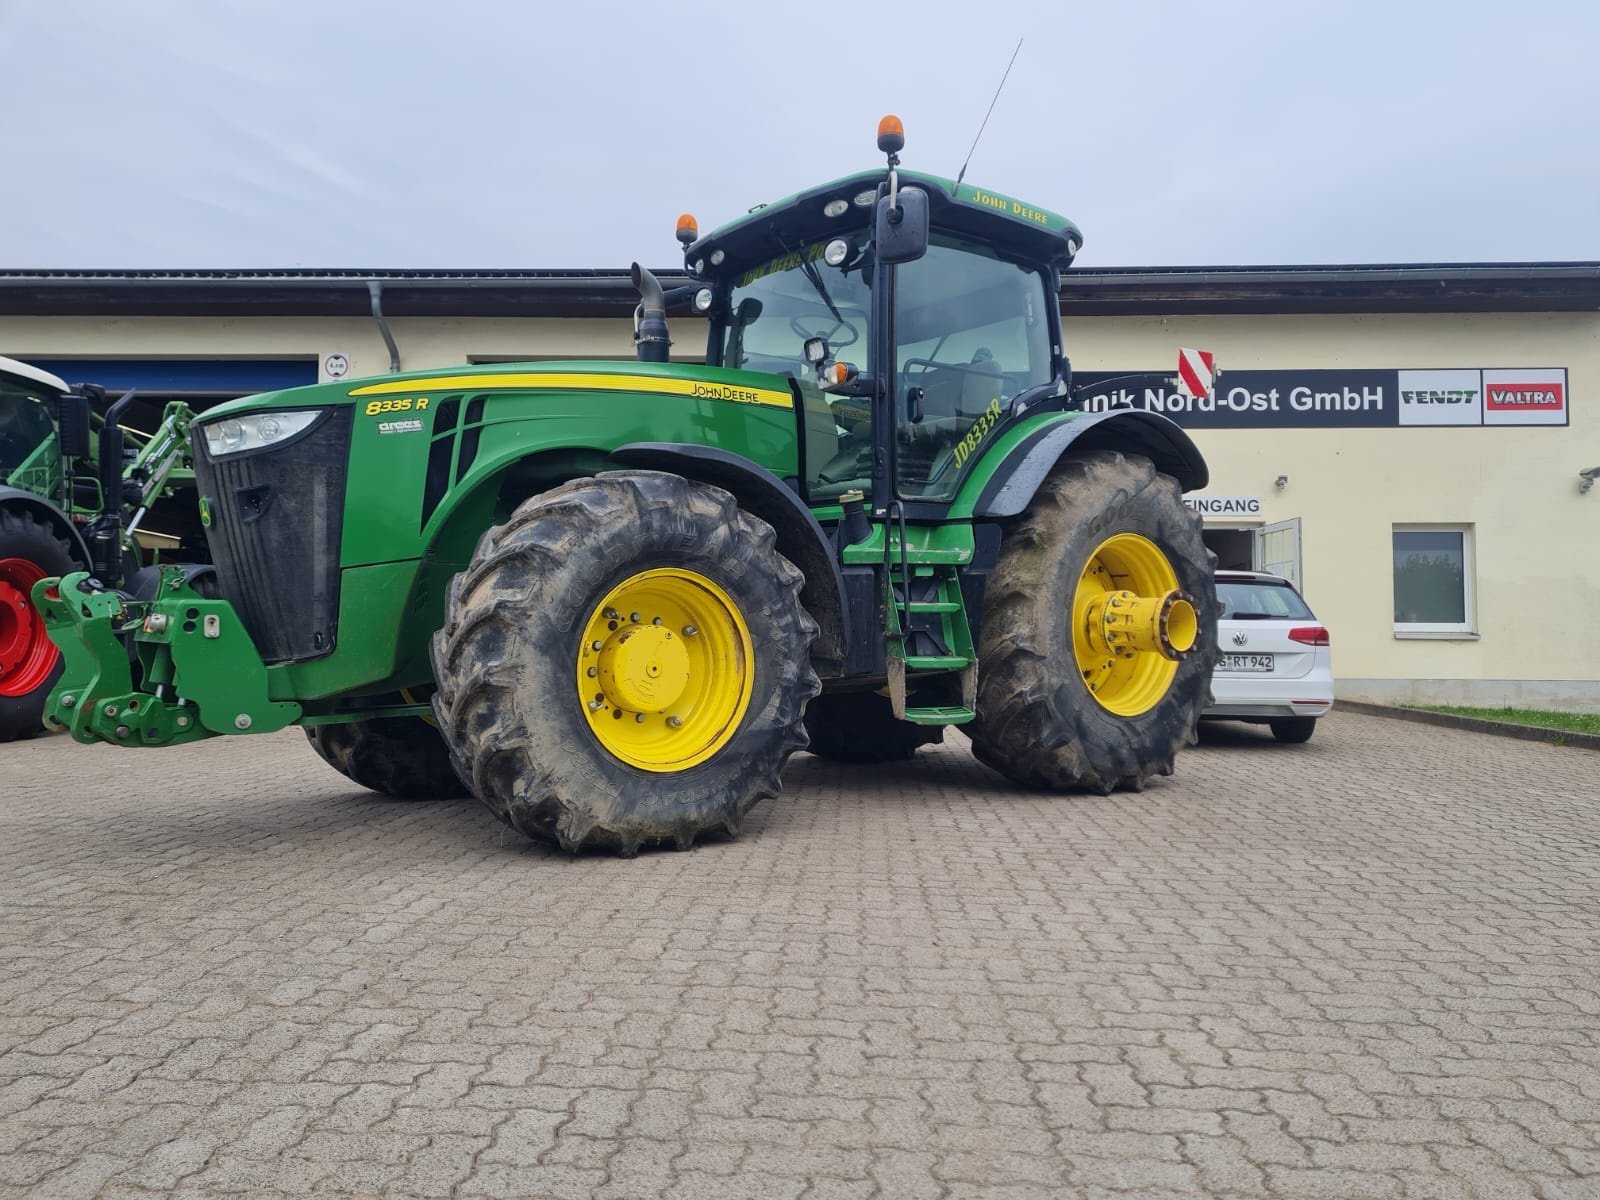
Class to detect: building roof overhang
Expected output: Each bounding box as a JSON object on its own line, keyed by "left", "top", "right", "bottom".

{"left": 0, "top": 262, "right": 1596, "bottom": 318}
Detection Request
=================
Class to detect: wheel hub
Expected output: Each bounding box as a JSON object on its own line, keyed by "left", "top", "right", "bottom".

{"left": 1082, "top": 589, "right": 1198, "bottom": 661}
{"left": 577, "top": 567, "right": 754, "bottom": 772}
{"left": 1072, "top": 534, "right": 1196, "bottom": 717}
{"left": 0, "top": 556, "right": 58, "bottom": 697}
{"left": 597, "top": 624, "right": 690, "bottom": 713}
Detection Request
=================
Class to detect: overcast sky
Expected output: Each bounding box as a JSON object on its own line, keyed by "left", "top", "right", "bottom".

{"left": 2, "top": 0, "right": 1596, "bottom": 270}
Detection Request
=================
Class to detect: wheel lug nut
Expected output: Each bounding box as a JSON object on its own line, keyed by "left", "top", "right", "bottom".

{"left": 652, "top": 617, "right": 662, "bottom": 625}
{"left": 603, "top": 608, "right": 619, "bottom": 620}
{"left": 588, "top": 700, "right": 604, "bottom": 711}
{"left": 629, "top": 612, "right": 640, "bottom": 623}
{"left": 587, "top": 667, "right": 597, "bottom": 677}
{"left": 591, "top": 640, "right": 603, "bottom": 651}
{"left": 683, "top": 625, "right": 698, "bottom": 637}
{"left": 667, "top": 715, "right": 682, "bottom": 728}
{"left": 635, "top": 713, "right": 646, "bottom": 723}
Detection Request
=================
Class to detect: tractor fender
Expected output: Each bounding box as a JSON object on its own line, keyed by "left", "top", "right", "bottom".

{"left": 971, "top": 409, "right": 1209, "bottom": 518}
{"left": 608, "top": 443, "right": 849, "bottom": 672}
{"left": 0, "top": 486, "right": 91, "bottom": 568}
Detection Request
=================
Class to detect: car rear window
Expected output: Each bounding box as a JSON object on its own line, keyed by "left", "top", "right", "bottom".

{"left": 1216, "top": 579, "right": 1315, "bottom": 620}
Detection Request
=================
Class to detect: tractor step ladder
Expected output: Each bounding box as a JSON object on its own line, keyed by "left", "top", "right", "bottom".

{"left": 883, "top": 506, "right": 977, "bottom": 726}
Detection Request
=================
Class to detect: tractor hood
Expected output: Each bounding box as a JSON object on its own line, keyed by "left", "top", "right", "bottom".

{"left": 197, "top": 359, "right": 797, "bottom": 424}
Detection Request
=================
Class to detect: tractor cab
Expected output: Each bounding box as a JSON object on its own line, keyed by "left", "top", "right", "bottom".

{"left": 0, "top": 359, "right": 69, "bottom": 488}
{"left": 680, "top": 120, "right": 1082, "bottom": 513}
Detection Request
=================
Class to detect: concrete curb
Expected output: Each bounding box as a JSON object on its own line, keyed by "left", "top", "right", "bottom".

{"left": 1335, "top": 700, "right": 1600, "bottom": 751}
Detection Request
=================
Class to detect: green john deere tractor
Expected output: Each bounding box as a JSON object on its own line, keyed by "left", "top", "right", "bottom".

{"left": 36, "top": 119, "right": 1219, "bottom": 853}
{"left": 1, "top": 357, "right": 203, "bottom": 741}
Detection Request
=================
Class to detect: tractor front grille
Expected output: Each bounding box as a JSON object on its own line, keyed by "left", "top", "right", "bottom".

{"left": 193, "top": 408, "right": 353, "bottom": 663}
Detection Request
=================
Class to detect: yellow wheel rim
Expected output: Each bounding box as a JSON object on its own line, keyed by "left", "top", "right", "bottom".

{"left": 577, "top": 567, "right": 754, "bottom": 772}
{"left": 1072, "top": 533, "right": 1198, "bottom": 717}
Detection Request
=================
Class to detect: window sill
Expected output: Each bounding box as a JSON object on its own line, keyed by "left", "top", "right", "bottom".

{"left": 1393, "top": 630, "right": 1480, "bottom": 641}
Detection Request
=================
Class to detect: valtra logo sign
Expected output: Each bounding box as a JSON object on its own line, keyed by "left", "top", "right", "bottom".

{"left": 1489, "top": 384, "right": 1561, "bottom": 407}
{"left": 1483, "top": 369, "right": 1568, "bottom": 426}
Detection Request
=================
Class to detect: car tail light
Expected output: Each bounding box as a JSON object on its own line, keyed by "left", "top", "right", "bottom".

{"left": 1288, "top": 625, "right": 1329, "bottom": 646}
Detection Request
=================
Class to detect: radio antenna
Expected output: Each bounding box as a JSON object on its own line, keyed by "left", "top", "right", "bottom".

{"left": 954, "top": 37, "right": 1023, "bottom": 194}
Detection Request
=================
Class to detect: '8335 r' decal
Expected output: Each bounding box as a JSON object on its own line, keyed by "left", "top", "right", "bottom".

{"left": 364, "top": 397, "right": 430, "bottom": 416}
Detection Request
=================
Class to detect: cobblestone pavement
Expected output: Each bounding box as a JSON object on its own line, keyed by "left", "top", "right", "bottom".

{"left": 2, "top": 712, "right": 1598, "bottom": 1200}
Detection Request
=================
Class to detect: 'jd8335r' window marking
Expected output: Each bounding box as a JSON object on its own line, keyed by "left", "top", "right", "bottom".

{"left": 951, "top": 397, "right": 1004, "bottom": 467}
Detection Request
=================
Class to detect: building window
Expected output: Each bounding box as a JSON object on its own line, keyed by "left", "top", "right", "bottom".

{"left": 1392, "top": 526, "right": 1475, "bottom": 637}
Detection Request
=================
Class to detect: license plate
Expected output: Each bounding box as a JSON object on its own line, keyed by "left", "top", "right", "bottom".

{"left": 1220, "top": 653, "right": 1275, "bottom": 673}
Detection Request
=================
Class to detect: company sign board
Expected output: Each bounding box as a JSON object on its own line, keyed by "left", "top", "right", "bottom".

{"left": 1075, "top": 368, "right": 1568, "bottom": 428}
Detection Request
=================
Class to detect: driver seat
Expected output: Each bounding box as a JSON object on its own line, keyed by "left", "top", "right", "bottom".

{"left": 917, "top": 348, "right": 1004, "bottom": 423}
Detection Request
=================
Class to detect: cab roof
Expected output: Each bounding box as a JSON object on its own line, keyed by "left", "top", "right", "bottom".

{"left": 685, "top": 169, "right": 1083, "bottom": 280}
{"left": 0, "top": 355, "right": 68, "bottom": 396}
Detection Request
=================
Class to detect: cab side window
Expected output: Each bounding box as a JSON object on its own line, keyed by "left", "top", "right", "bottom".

{"left": 894, "top": 240, "right": 1053, "bottom": 499}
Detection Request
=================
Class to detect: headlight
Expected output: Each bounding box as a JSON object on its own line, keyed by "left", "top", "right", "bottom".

{"left": 693, "top": 287, "right": 714, "bottom": 312}
{"left": 201, "top": 409, "right": 322, "bottom": 457}
{"left": 823, "top": 238, "right": 851, "bottom": 267}
{"left": 822, "top": 198, "right": 849, "bottom": 218}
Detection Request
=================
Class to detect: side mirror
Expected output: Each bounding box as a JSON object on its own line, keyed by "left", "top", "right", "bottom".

{"left": 874, "top": 187, "right": 929, "bottom": 265}
{"left": 55, "top": 392, "right": 93, "bottom": 459}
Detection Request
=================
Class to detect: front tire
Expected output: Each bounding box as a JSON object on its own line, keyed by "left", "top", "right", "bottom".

{"left": 0, "top": 509, "right": 79, "bottom": 742}
{"left": 967, "top": 451, "right": 1219, "bottom": 792}
{"left": 306, "top": 716, "right": 468, "bottom": 798}
{"left": 431, "top": 471, "right": 819, "bottom": 854}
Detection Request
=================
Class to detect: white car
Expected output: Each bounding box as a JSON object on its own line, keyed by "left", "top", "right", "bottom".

{"left": 1203, "top": 570, "right": 1334, "bottom": 743}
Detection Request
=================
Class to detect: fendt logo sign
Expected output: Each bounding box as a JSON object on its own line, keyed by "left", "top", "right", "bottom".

{"left": 1077, "top": 367, "right": 1568, "bottom": 429}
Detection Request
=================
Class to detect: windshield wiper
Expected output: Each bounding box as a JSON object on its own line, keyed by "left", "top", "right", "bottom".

{"left": 778, "top": 236, "right": 844, "bottom": 326}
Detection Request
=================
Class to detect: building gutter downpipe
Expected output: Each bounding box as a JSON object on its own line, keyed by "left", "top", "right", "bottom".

{"left": 367, "top": 280, "right": 401, "bottom": 373}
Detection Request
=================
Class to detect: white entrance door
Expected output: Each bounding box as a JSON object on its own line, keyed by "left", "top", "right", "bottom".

{"left": 1256, "top": 518, "right": 1302, "bottom": 590}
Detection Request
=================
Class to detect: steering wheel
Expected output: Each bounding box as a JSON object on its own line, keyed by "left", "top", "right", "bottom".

{"left": 789, "top": 312, "right": 860, "bottom": 351}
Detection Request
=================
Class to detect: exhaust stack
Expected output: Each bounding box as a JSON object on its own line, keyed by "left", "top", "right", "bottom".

{"left": 630, "top": 263, "right": 670, "bottom": 363}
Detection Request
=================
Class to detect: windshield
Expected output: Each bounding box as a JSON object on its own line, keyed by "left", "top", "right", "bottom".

{"left": 718, "top": 238, "right": 872, "bottom": 379}
{"left": 1216, "top": 578, "right": 1315, "bottom": 620}
{"left": 0, "top": 387, "right": 55, "bottom": 475}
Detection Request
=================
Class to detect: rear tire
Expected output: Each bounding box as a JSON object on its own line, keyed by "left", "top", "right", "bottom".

{"left": 803, "top": 690, "right": 943, "bottom": 762}
{"left": 967, "top": 451, "right": 1219, "bottom": 792}
{"left": 1270, "top": 717, "right": 1317, "bottom": 744}
{"left": 431, "top": 471, "right": 819, "bottom": 854}
{"left": 0, "top": 508, "right": 79, "bottom": 743}
{"left": 306, "top": 716, "right": 468, "bottom": 798}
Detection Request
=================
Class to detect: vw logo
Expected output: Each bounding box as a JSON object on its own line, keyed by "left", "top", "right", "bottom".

{"left": 1232, "top": 632, "right": 1248, "bottom": 646}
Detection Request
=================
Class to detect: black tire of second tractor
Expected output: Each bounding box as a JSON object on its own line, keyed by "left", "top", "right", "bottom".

{"left": 305, "top": 716, "right": 469, "bottom": 799}
{"left": 430, "top": 470, "right": 820, "bottom": 855}
{"left": 966, "top": 450, "right": 1220, "bottom": 793}
{"left": 803, "top": 690, "right": 944, "bottom": 762}
{"left": 0, "top": 508, "right": 80, "bottom": 743}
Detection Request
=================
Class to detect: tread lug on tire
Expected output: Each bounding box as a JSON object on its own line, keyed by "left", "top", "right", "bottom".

{"left": 430, "top": 470, "right": 819, "bottom": 854}
{"left": 967, "top": 451, "right": 1220, "bottom": 793}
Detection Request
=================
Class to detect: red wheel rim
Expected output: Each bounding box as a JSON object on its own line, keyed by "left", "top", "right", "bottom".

{"left": 0, "top": 556, "right": 59, "bottom": 697}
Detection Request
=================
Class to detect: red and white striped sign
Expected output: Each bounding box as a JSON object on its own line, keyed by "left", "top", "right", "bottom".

{"left": 1176, "top": 348, "right": 1216, "bottom": 398}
